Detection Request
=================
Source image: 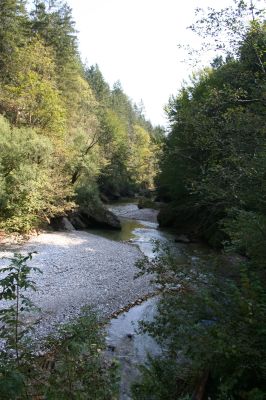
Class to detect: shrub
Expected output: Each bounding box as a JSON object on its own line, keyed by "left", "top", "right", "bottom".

{"left": 133, "top": 243, "right": 266, "bottom": 399}
{"left": 0, "top": 253, "right": 119, "bottom": 399}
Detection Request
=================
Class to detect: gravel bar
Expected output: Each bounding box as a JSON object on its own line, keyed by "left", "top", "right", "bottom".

{"left": 108, "top": 204, "right": 158, "bottom": 222}
{"left": 0, "top": 230, "right": 151, "bottom": 338}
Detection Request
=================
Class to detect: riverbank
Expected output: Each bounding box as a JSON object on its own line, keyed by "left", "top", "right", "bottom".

{"left": 0, "top": 203, "right": 213, "bottom": 399}
{"left": 0, "top": 230, "right": 152, "bottom": 339}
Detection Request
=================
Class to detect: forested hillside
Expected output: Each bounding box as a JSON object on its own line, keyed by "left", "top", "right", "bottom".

{"left": 133, "top": 3, "right": 266, "bottom": 399}
{"left": 0, "top": 0, "right": 162, "bottom": 233}
{"left": 0, "top": 0, "right": 266, "bottom": 399}
{"left": 158, "top": 14, "right": 266, "bottom": 248}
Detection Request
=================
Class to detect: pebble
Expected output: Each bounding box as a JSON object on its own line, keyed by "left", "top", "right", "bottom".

{"left": 0, "top": 230, "right": 152, "bottom": 341}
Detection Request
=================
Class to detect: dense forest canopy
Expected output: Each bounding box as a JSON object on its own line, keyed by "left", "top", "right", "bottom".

{"left": 0, "top": 0, "right": 163, "bottom": 233}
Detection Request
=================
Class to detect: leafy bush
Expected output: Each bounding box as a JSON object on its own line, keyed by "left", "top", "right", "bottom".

{"left": 75, "top": 183, "right": 102, "bottom": 209}
{"left": 0, "top": 116, "right": 74, "bottom": 232}
{"left": 0, "top": 253, "right": 41, "bottom": 399}
{"left": 0, "top": 253, "right": 119, "bottom": 399}
{"left": 133, "top": 243, "right": 266, "bottom": 399}
{"left": 132, "top": 356, "right": 192, "bottom": 400}
{"left": 223, "top": 210, "right": 266, "bottom": 269}
{"left": 44, "top": 310, "right": 119, "bottom": 400}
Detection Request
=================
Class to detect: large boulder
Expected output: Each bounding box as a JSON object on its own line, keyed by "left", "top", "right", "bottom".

{"left": 68, "top": 205, "right": 121, "bottom": 230}
{"left": 67, "top": 214, "right": 87, "bottom": 230}
{"left": 50, "top": 217, "right": 76, "bottom": 231}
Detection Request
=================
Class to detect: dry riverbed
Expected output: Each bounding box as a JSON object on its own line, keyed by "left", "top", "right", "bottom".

{"left": 0, "top": 230, "right": 152, "bottom": 339}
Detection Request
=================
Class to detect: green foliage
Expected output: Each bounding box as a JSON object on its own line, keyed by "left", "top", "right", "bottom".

{"left": 85, "top": 64, "right": 111, "bottom": 105}
{"left": 143, "top": 4, "right": 266, "bottom": 399}
{"left": 75, "top": 183, "right": 102, "bottom": 210}
{"left": 0, "top": 371, "right": 25, "bottom": 400}
{"left": 0, "top": 252, "right": 41, "bottom": 399}
{"left": 128, "top": 124, "right": 158, "bottom": 188}
{"left": 0, "top": 252, "right": 40, "bottom": 362}
{"left": 98, "top": 105, "right": 160, "bottom": 196}
{"left": 0, "top": 0, "right": 160, "bottom": 233}
{"left": 132, "top": 356, "right": 191, "bottom": 400}
{"left": 134, "top": 244, "right": 266, "bottom": 399}
{"left": 0, "top": 116, "right": 74, "bottom": 232}
{"left": 0, "top": 37, "right": 66, "bottom": 132}
{"left": 0, "top": 253, "right": 119, "bottom": 399}
{"left": 0, "top": 0, "right": 159, "bottom": 232}
{"left": 159, "top": 21, "right": 266, "bottom": 246}
{"left": 0, "top": 0, "right": 28, "bottom": 78}
{"left": 187, "top": 0, "right": 265, "bottom": 67}
{"left": 44, "top": 310, "right": 119, "bottom": 400}
{"left": 30, "top": 0, "right": 78, "bottom": 67}
{"left": 98, "top": 109, "right": 132, "bottom": 196}
{"left": 223, "top": 210, "right": 266, "bottom": 268}
{"left": 85, "top": 71, "right": 162, "bottom": 198}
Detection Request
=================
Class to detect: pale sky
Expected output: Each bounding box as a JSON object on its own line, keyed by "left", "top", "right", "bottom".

{"left": 67, "top": 0, "right": 233, "bottom": 127}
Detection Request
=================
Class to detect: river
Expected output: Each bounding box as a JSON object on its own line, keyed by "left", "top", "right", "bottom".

{"left": 87, "top": 201, "right": 211, "bottom": 400}
{"left": 0, "top": 201, "right": 210, "bottom": 399}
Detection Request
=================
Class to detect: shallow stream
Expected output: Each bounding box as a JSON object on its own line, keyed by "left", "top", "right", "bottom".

{"left": 87, "top": 202, "right": 210, "bottom": 399}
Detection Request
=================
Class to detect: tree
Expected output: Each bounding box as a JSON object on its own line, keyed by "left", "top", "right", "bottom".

{"left": 185, "top": 0, "right": 265, "bottom": 68}
{"left": 85, "top": 64, "right": 111, "bottom": 106}
{"left": 0, "top": 38, "right": 66, "bottom": 133}
{"left": 159, "top": 22, "right": 266, "bottom": 245}
{"left": 143, "top": 8, "right": 266, "bottom": 399}
{"left": 0, "top": 0, "right": 28, "bottom": 79}
{"left": 0, "top": 116, "right": 73, "bottom": 232}
{"left": 30, "top": 0, "right": 78, "bottom": 66}
{"left": 0, "top": 0, "right": 158, "bottom": 232}
{"left": 128, "top": 124, "right": 158, "bottom": 189}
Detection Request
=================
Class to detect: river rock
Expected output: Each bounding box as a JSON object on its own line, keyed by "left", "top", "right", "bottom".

{"left": 68, "top": 213, "right": 87, "bottom": 230}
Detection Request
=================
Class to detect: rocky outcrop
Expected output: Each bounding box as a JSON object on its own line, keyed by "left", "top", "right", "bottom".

{"left": 68, "top": 205, "right": 121, "bottom": 230}
{"left": 51, "top": 203, "right": 121, "bottom": 232}
{"left": 50, "top": 216, "right": 76, "bottom": 231}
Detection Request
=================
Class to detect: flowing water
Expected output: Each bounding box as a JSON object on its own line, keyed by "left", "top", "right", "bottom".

{"left": 106, "top": 297, "right": 161, "bottom": 399}
{"left": 87, "top": 202, "right": 210, "bottom": 399}
{"left": 90, "top": 202, "right": 187, "bottom": 258}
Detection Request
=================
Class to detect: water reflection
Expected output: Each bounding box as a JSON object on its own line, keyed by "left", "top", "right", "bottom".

{"left": 87, "top": 218, "right": 145, "bottom": 242}
{"left": 87, "top": 203, "right": 177, "bottom": 259}
{"left": 101, "top": 203, "right": 211, "bottom": 399}
{"left": 87, "top": 204, "right": 210, "bottom": 263}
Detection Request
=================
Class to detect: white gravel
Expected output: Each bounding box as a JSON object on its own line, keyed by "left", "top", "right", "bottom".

{"left": 0, "top": 230, "right": 151, "bottom": 338}
{"left": 109, "top": 204, "right": 158, "bottom": 223}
